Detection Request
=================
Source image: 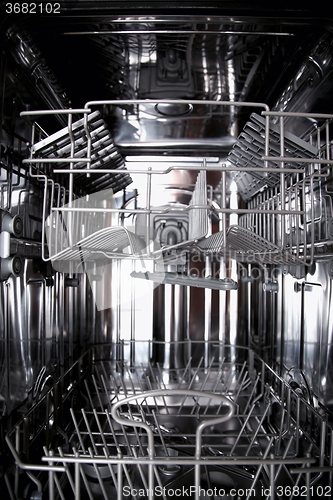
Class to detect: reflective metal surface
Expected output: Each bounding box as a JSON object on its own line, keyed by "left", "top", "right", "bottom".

{"left": 1, "top": 3, "right": 333, "bottom": 498}
{"left": 6, "top": 12, "right": 328, "bottom": 154}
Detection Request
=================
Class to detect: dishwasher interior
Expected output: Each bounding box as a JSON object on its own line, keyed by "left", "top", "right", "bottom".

{"left": 1, "top": 3, "right": 333, "bottom": 499}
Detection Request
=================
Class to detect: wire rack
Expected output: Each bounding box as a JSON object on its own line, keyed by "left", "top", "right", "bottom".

{"left": 30, "top": 110, "right": 132, "bottom": 194}
{"left": 228, "top": 112, "right": 319, "bottom": 191}
{"left": 20, "top": 101, "right": 333, "bottom": 272}
{"left": 196, "top": 225, "right": 305, "bottom": 265}
{"left": 5, "top": 344, "right": 333, "bottom": 500}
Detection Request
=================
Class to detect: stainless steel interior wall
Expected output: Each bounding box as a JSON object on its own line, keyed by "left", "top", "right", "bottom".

{"left": 0, "top": 64, "right": 95, "bottom": 415}
{"left": 237, "top": 260, "right": 333, "bottom": 410}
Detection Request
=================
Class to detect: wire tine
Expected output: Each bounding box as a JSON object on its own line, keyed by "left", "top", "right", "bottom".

{"left": 138, "top": 398, "right": 151, "bottom": 428}
{"left": 121, "top": 420, "right": 136, "bottom": 458}
{"left": 189, "top": 357, "right": 204, "bottom": 388}
{"left": 274, "top": 435, "right": 294, "bottom": 483}
{"left": 100, "top": 361, "right": 110, "bottom": 387}
{"left": 92, "top": 361, "right": 102, "bottom": 388}
{"left": 230, "top": 403, "right": 256, "bottom": 455}
{"left": 148, "top": 361, "right": 171, "bottom": 411}
{"left": 177, "top": 356, "right": 193, "bottom": 389}
{"left": 156, "top": 363, "right": 167, "bottom": 389}
{"left": 43, "top": 447, "right": 66, "bottom": 500}
{"left": 108, "top": 371, "right": 120, "bottom": 394}
{"left": 234, "top": 370, "right": 249, "bottom": 405}
{"left": 245, "top": 401, "right": 272, "bottom": 457}
{"left": 147, "top": 361, "right": 158, "bottom": 385}
{"left": 245, "top": 437, "right": 274, "bottom": 500}
{"left": 146, "top": 363, "right": 162, "bottom": 394}
{"left": 104, "top": 445, "right": 137, "bottom": 499}
{"left": 145, "top": 378, "right": 160, "bottom": 414}
{"left": 52, "top": 469, "right": 67, "bottom": 500}
{"left": 115, "top": 360, "right": 123, "bottom": 379}
{"left": 132, "top": 445, "right": 167, "bottom": 500}
{"left": 191, "top": 357, "right": 216, "bottom": 416}
{"left": 214, "top": 398, "right": 229, "bottom": 418}
{"left": 72, "top": 446, "right": 95, "bottom": 500}
{"left": 276, "top": 404, "right": 287, "bottom": 454}
{"left": 58, "top": 446, "right": 75, "bottom": 492}
{"left": 133, "top": 365, "right": 145, "bottom": 393}
{"left": 288, "top": 450, "right": 313, "bottom": 500}
{"left": 104, "top": 409, "right": 127, "bottom": 456}
{"left": 199, "top": 356, "right": 215, "bottom": 391}
{"left": 152, "top": 464, "right": 168, "bottom": 500}
{"left": 212, "top": 357, "right": 226, "bottom": 391}
{"left": 117, "top": 367, "right": 128, "bottom": 398}
{"left": 134, "top": 370, "right": 154, "bottom": 415}
{"left": 100, "top": 374, "right": 114, "bottom": 412}
{"left": 100, "top": 447, "right": 119, "bottom": 494}
{"left": 131, "top": 447, "right": 149, "bottom": 490}
{"left": 93, "top": 409, "right": 111, "bottom": 450}
{"left": 225, "top": 365, "right": 237, "bottom": 393}
{"left": 289, "top": 475, "right": 303, "bottom": 500}
{"left": 240, "top": 376, "right": 252, "bottom": 391}
{"left": 202, "top": 366, "right": 226, "bottom": 417}
{"left": 235, "top": 360, "right": 248, "bottom": 392}
{"left": 219, "top": 355, "right": 226, "bottom": 372}
{"left": 151, "top": 409, "right": 169, "bottom": 457}
{"left": 120, "top": 399, "right": 148, "bottom": 458}
{"left": 191, "top": 395, "right": 204, "bottom": 417}
{"left": 81, "top": 408, "right": 99, "bottom": 455}
{"left": 141, "top": 363, "right": 153, "bottom": 390}
{"left": 211, "top": 363, "right": 225, "bottom": 394}
{"left": 109, "top": 371, "right": 120, "bottom": 401}
{"left": 177, "top": 357, "right": 204, "bottom": 416}
{"left": 91, "top": 374, "right": 104, "bottom": 410}
{"left": 4, "top": 470, "right": 16, "bottom": 500}
{"left": 155, "top": 363, "right": 171, "bottom": 414}
{"left": 139, "top": 368, "right": 155, "bottom": 416}
{"left": 70, "top": 408, "right": 86, "bottom": 453}
{"left": 88, "top": 447, "right": 110, "bottom": 500}
{"left": 290, "top": 444, "right": 314, "bottom": 500}
{"left": 243, "top": 374, "right": 260, "bottom": 414}
{"left": 124, "top": 364, "right": 137, "bottom": 394}
{"left": 83, "top": 379, "right": 95, "bottom": 410}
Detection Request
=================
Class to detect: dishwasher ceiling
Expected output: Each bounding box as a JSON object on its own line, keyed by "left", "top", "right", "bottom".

{"left": 2, "top": 4, "right": 333, "bottom": 155}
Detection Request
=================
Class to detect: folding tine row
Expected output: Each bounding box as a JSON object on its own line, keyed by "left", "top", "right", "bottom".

{"left": 30, "top": 110, "right": 132, "bottom": 194}
{"left": 228, "top": 112, "right": 319, "bottom": 188}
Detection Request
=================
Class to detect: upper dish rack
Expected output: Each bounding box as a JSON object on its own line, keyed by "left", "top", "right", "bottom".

{"left": 21, "top": 100, "right": 333, "bottom": 271}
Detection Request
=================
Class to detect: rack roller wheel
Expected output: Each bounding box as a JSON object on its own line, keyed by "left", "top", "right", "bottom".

{"left": 0, "top": 254, "right": 23, "bottom": 280}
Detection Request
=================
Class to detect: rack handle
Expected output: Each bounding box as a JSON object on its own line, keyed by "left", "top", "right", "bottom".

{"left": 110, "top": 388, "right": 235, "bottom": 458}
{"left": 111, "top": 389, "right": 235, "bottom": 500}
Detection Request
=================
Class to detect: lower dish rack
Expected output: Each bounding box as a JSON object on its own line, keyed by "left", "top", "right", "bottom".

{"left": 5, "top": 344, "right": 333, "bottom": 500}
